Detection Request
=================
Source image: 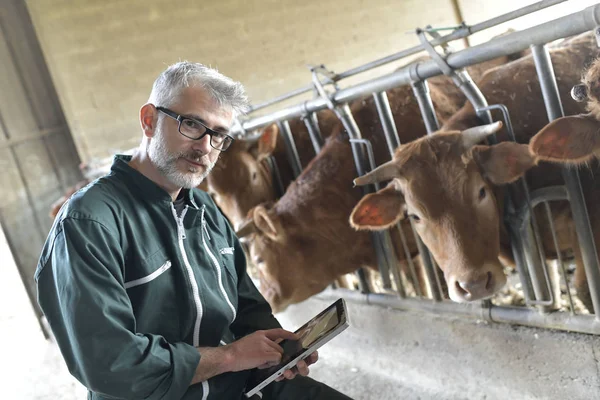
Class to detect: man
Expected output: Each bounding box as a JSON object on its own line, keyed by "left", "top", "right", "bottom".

{"left": 35, "top": 62, "right": 352, "bottom": 400}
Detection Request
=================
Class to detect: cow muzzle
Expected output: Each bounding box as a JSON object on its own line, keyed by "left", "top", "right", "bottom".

{"left": 448, "top": 264, "right": 507, "bottom": 302}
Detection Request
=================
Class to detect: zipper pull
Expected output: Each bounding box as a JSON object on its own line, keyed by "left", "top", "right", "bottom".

{"left": 178, "top": 217, "right": 187, "bottom": 240}
{"left": 202, "top": 219, "right": 211, "bottom": 241}
{"left": 201, "top": 205, "right": 211, "bottom": 241}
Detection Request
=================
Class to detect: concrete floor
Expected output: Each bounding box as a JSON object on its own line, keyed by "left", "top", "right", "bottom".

{"left": 4, "top": 226, "right": 600, "bottom": 399}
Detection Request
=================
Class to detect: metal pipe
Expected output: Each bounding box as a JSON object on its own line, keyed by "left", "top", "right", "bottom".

{"left": 521, "top": 222, "right": 554, "bottom": 307}
{"left": 403, "top": 78, "right": 444, "bottom": 301}
{"left": 265, "top": 156, "right": 285, "bottom": 198}
{"left": 333, "top": 106, "right": 374, "bottom": 293}
{"left": 531, "top": 43, "right": 600, "bottom": 317}
{"left": 350, "top": 138, "right": 393, "bottom": 290}
{"left": 544, "top": 202, "right": 575, "bottom": 314}
{"left": 476, "top": 102, "right": 553, "bottom": 309}
{"left": 372, "top": 92, "right": 400, "bottom": 155}
{"left": 302, "top": 112, "right": 324, "bottom": 154}
{"left": 316, "top": 288, "right": 600, "bottom": 335}
{"left": 234, "top": 4, "right": 600, "bottom": 134}
{"left": 410, "top": 80, "right": 441, "bottom": 133}
{"left": 276, "top": 120, "right": 302, "bottom": 178}
{"left": 245, "top": 1, "right": 567, "bottom": 113}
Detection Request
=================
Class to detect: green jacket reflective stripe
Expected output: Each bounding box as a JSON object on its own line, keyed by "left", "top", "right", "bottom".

{"left": 35, "top": 155, "right": 280, "bottom": 399}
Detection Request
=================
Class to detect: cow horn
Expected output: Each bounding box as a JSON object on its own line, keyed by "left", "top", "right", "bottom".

{"left": 571, "top": 84, "right": 588, "bottom": 102}
{"left": 235, "top": 218, "right": 257, "bottom": 238}
{"left": 353, "top": 160, "right": 401, "bottom": 186}
{"left": 461, "top": 121, "right": 504, "bottom": 149}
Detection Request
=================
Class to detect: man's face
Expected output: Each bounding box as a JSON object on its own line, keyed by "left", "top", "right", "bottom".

{"left": 148, "top": 86, "right": 233, "bottom": 188}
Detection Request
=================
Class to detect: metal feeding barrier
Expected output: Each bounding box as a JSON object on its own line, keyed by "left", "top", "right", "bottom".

{"left": 235, "top": 1, "right": 600, "bottom": 335}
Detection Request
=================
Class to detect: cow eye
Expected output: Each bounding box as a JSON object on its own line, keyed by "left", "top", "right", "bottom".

{"left": 479, "top": 187, "right": 486, "bottom": 200}
{"left": 255, "top": 257, "right": 264, "bottom": 264}
{"left": 252, "top": 171, "right": 257, "bottom": 181}
{"left": 408, "top": 214, "right": 421, "bottom": 222}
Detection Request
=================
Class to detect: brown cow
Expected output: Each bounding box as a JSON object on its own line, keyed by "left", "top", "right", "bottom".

{"left": 350, "top": 32, "right": 598, "bottom": 310}
{"left": 205, "top": 33, "right": 526, "bottom": 231}
{"left": 205, "top": 110, "right": 339, "bottom": 229}
{"left": 236, "top": 53, "right": 525, "bottom": 312}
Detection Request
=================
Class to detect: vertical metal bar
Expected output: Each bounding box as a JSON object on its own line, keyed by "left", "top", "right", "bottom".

{"left": 276, "top": 120, "right": 302, "bottom": 178}
{"left": 476, "top": 103, "right": 550, "bottom": 306}
{"left": 521, "top": 222, "right": 553, "bottom": 306}
{"left": 350, "top": 138, "right": 393, "bottom": 291}
{"left": 372, "top": 91, "right": 422, "bottom": 296}
{"left": 335, "top": 105, "right": 372, "bottom": 293}
{"left": 301, "top": 112, "right": 324, "bottom": 154}
{"left": 531, "top": 43, "right": 600, "bottom": 317}
{"left": 544, "top": 202, "right": 575, "bottom": 314}
{"left": 411, "top": 79, "right": 441, "bottom": 133}
{"left": 336, "top": 104, "right": 369, "bottom": 176}
{"left": 452, "top": 71, "right": 494, "bottom": 133}
{"left": 407, "top": 79, "right": 450, "bottom": 301}
{"left": 373, "top": 92, "right": 400, "bottom": 155}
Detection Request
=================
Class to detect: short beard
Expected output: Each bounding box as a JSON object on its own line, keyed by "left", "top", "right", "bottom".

{"left": 148, "top": 128, "right": 216, "bottom": 189}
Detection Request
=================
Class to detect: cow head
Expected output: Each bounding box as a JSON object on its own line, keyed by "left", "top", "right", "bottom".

{"left": 236, "top": 204, "right": 329, "bottom": 313}
{"left": 205, "top": 124, "right": 278, "bottom": 229}
{"left": 350, "top": 122, "right": 538, "bottom": 303}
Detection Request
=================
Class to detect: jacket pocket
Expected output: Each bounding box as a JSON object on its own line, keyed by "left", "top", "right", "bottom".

{"left": 124, "top": 260, "right": 171, "bottom": 289}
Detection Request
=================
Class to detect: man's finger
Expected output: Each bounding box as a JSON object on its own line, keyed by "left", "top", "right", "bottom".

{"left": 283, "top": 369, "right": 296, "bottom": 380}
{"left": 264, "top": 338, "right": 284, "bottom": 354}
{"left": 260, "top": 350, "right": 282, "bottom": 366}
{"left": 264, "top": 328, "right": 299, "bottom": 341}
{"left": 306, "top": 351, "right": 319, "bottom": 365}
{"left": 296, "top": 360, "right": 310, "bottom": 376}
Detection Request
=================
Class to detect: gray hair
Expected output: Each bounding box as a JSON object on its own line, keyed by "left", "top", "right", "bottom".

{"left": 148, "top": 61, "right": 249, "bottom": 117}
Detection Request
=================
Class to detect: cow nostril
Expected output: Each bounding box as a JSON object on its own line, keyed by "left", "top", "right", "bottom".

{"left": 455, "top": 280, "right": 469, "bottom": 297}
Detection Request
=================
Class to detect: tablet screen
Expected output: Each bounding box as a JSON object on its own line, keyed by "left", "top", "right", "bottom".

{"left": 246, "top": 305, "right": 341, "bottom": 389}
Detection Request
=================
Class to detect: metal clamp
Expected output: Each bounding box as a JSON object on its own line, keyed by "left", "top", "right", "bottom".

{"left": 309, "top": 64, "right": 341, "bottom": 112}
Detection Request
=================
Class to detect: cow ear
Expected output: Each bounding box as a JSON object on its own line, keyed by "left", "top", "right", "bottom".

{"left": 471, "top": 142, "right": 537, "bottom": 185}
{"left": 255, "top": 124, "right": 279, "bottom": 162}
{"left": 350, "top": 185, "right": 406, "bottom": 231}
{"left": 253, "top": 204, "right": 281, "bottom": 242}
{"left": 529, "top": 115, "right": 600, "bottom": 164}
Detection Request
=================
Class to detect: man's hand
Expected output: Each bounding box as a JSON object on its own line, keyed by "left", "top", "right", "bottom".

{"left": 275, "top": 351, "right": 319, "bottom": 382}
{"left": 225, "top": 328, "right": 299, "bottom": 372}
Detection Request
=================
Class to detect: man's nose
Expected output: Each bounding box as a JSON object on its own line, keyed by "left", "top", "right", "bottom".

{"left": 192, "top": 133, "right": 212, "bottom": 154}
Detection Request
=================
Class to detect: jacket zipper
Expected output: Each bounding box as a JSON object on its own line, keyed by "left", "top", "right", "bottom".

{"left": 201, "top": 206, "right": 237, "bottom": 322}
{"left": 170, "top": 205, "right": 203, "bottom": 347}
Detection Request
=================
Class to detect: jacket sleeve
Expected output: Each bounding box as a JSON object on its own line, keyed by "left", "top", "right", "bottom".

{"left": 35, "top": 216, "right": 200, "bottom": 399}
{"left": 228, "top": 233, "right": 281, "bottom": 338}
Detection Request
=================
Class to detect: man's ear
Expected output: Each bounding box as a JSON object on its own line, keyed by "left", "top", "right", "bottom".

{"left": 350, "top": 185, "right": 406, "bottom": 231}
{"left": 471, "top": 142, "right": 537, "bottom": 185}
{"left": 529, "top": 114, "right": 600, "bottom": 164}
{"left": 140, "top": 103, "right": 158, "bottom": 138}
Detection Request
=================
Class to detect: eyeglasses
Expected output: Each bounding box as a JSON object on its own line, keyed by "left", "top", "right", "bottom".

{"left": 155, "top": 106, "right": 234, "bottom": 151}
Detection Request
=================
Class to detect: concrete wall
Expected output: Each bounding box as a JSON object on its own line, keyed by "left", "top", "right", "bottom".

{"left": 25, "top": 0, "right": 456, "bottom": 162}
{"left": 25, "top": 0, "right": 600, "bottom": 163}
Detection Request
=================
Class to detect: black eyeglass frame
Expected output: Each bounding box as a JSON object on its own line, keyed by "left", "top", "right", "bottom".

{"left": 155, "top": 106, "right": 234, "bottom": 151}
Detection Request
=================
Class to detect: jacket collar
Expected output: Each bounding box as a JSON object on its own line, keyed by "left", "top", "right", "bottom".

{"left": 111, "top": 154, "right": 199, "bottom": 209}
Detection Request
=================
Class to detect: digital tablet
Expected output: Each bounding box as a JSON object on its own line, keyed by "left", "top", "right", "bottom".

{"left": 244, "top": 298, "right": 350, "bottom": 398}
